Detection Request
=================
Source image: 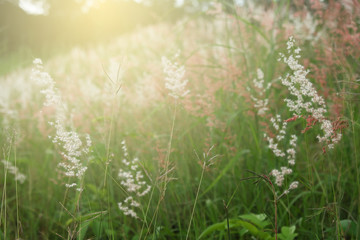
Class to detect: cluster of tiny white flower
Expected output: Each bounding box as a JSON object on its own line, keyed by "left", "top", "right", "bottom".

{"left": 278, "top": 37, "right": 339, "bottom": 149}
{"left": 247, "top": 68, "right": 271, "bottom": 116}
{"left": 282, "top": 181, "right": 299, "bottom": 195}
{"left": 31, "top": 58, "right": 61, "bottom": 107}
{"left": 247, "top": 66, "right": 297, "bottom": 194}
{"left": 247, "top": 68, "right": 299, "bottom": 191}
{"left": 264, "top": 36, "right": 342, "bottom": 191}
{"left": 265, "top": 115, "right": 298, "bottom": 188}
{"left": 52, "top": 121, "right": 91, "bottom": 181}
{"left": 1, "top": 160, "right": 26, "bottom": 184}
{"left": 270, "top": 169, "right": 299, "bottom": 197}
{"left": 264, "top": 115, "right": 297, "bottom": 161}
{"left": 287, "top": 135, "right": 297, "bottom": 165}
{"left": 32, "top": 59, "right": 91, "bottom": 190}
{"left": 118, "top": 140, "right": 151, "bottom": 219}
{"left": 161, "top": 55, "right": 190, "bottom": 99}
{"left": 270, "top": 166, "right": 292, "bottom": 187}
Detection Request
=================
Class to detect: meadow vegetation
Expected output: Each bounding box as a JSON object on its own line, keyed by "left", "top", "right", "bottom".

{"left": 1, "top": 1, "right": 359, "bottom": 239}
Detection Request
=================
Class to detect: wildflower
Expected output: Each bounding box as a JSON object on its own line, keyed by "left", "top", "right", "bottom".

{"left": 289, "top": 181, "right": 299, "bottom": 190}
{"left": 264, "top": 115, "right": 289, "bottom": 158}
{"left": 270, "top": 167, "right": 293, "bottom": 187}
{"left": 248, "top": 68, "right": 271, "bottom": 116}
{"left": 31, "top": 58, "right": 61, "bottom": 107}
{"left": 266, "top": 36, "right": 345, "bottom": 189}
{"left": 281, "top": 181, "right": 299, "bottom": 197}
{"left": 1, "top": 160, "right": 26, "bottom": 184}
{"left": 262, "top": 109, "right": 298, "bottom": 187}
{"left": 247, "top": 66, "right": 299, "bottom": 188}
{"left": 32, "top": 59, "right": 91, "bottom": 190}
{"left": 278, "top": 37, "right": 341, "bottom": 149}
{"left": 161, "top": 55, "right": 190, "bottom": 99}
{"left": 118, "top": 140, "right": 151, "bottom": 219}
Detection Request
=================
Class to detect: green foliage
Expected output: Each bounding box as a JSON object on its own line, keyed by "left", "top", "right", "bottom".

{"left": 1, "top": 1, "right": 359, "bottom": 239}
{"left": 278, "top": 226, "right": 298, "bottom": 240}
{"left": 339, "top": 219, "right": 357, "bottom": 238}
{"left": 199, "top": 213, "right": 298, "bottom": 240}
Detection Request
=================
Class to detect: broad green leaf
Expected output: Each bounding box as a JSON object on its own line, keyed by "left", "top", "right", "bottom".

{"left": 239, "top": 213, "right": 271, "bottom": 229}
{"left": 198, "top": 221, "right": 227, "bottom": 239}
{"left": 278, "top": 226, "right": 298, "bottom": 240}
{"left": 340, "top": 219, "right": 357, "bottom": 237}
{"left": 230, "top": 219, "right": 272, "bottom": 240}
{"left": 198, "top": 218, "right": 272, "bottom": 240}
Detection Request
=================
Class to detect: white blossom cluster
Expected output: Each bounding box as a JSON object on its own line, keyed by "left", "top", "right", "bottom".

{"left": 270, "top": 166, "right": 292, "bottom": 187}
{"left": 265, "top": 115, "right": 298, "bottom": 188}
{"left": 265, "top": 36, "right": 343, "bottom": 191}
{"left": 248, "top": 69, "right": 271, "bottom": 116}
{"left": 118, "top": 140, "right": 151, "bottom": 219}
{"left": 278, "top": 37, "right": 340, "bottom": 149}
{"left": 32, "top": 58, "right": 91, "bottom": 190}
{"left": 52, "top": 121, "right": 91, "bottom": 182}
{"left": 282, "top": 181, "right": 299, "bottom": 196}
{"left": 1, "top": 160, "right": 26, "bottom": 184}
{"left": 287, "top": 135, "right": 297, "bottom": 165}
{"left": 247, "top": 67, "right": 299, "bottom": 191}
{"left": 270, "top": 167, "right": 299, "bottom": 196}
{"left": 161, "top": 56, "right": 190, "bottom": 99}
{"left": 31, "top": 58, "right": 61, "bottom": 107}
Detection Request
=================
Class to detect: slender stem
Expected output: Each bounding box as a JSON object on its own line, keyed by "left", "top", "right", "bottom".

{"left": 15, "top": 140, "right": 20, "bottom": 239}
{"left": 162, "top": 99, "right": 178, "bottom": 198}
{"left": 145, "top": 196, "right": 160, "bottom": 239}
{"left": 186, "top": 161, "right": 206, "bottom": 240}
{"left": 350, "top": 103, "right": 360, "bottom": 216}
{"left": 264, "top": 174, "right": 277, "bottom": 240}
{"left": 58, "top": 179, "right": 70, "bottom": 221}
{"left": 270, "top": 181, "right": 278, "bottom": 240}
{"left": 224, "top": 200, "right": 231, "bottom": 240}
{"left": 145, "top": 99, "right": 178, "bottom": 239}
{"left": 274, "top": 192, "right": 278, "bottom": 240}
{"left": 139, "top": 185, "right": 155, "bottom": 239}
{"left": 104, "top": 97, "right": 116, "bottom": 187}
{"left": 1, "top": 161, "right": 7, "bottom": 239}
{"left": 1, "top": 134, "right": 14, "bottom": 239}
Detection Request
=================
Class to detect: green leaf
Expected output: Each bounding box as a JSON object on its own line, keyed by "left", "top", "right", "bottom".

{"left": 198, "top": 221, "right": 227, "bottom": 239}
{"left": 239, "top": 213, "right": 271, "bottom": 229}
{"left": 198, "top": 218, "right": 272, "bottom": 240}
{"left": 77, "top": 221, "right": 91, "bottom": 240}
{"left": 340, "top": 219, "right": 357, "bottom": 237}
{"left": 278, "top": 226, "right": 298, "bottom": 240}
{"left": 230, "top": 219, "right": 272, "bottom": 240}
{"left": 66, "top": 211, "right": 107, "bottom": 225}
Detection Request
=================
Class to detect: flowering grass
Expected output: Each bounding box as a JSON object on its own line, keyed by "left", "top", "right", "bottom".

{"left": 1, "top": 1, "right": 360, "bottom": 239}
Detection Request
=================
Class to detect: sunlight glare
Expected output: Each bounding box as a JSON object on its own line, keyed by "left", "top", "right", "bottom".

{"left": 18, "top": 0, "right": 49, "bottom": 15}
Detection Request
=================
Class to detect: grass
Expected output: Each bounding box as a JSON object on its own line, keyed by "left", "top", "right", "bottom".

{"left": 1, "top": 1, "right": 360, "bottom": 239}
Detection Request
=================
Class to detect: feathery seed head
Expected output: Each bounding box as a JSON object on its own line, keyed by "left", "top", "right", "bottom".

{"left": 162, "top": 56, "right": 190, "bottom": 99}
